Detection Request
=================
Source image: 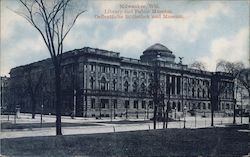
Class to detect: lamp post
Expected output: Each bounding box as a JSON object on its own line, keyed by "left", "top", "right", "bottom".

{"left": 153, "top": 55, "right": 161, "bottom": 130}
{"left": 184, "top": 105, "right": 187, "bottom": 128}
{"left": 40, "top": 104, "right": 44, "bottom": 127}
{"left": 194, "top": 106, "right": 197, "bottom": 128}
{"left": 175, "top": 107, "right": 177, "bottom": 119}
{"left": 73, "top": 89, "right": 76, "bottom": 118}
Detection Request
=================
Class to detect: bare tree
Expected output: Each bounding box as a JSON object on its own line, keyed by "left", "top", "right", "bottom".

{"left": 189, "top": 61, "right": 207, "bottom": 71}
{"left": 238, "top": 68, "right": 250, "bottom": 95}
{"left": 216, "top": 60, "right": 245, "bottom": 124}
{"left": 238, "top": 68, "right": 250, "bottom": 122}
{"left": 16, "top": 0, "right": 86, "bottom": 135}
{"left": 23, "top": 65, "right": 45, "bottom": 119}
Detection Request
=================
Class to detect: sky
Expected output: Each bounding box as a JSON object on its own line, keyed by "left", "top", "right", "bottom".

{"left": 1, "top": 0, "right": 249, "bottom": 76}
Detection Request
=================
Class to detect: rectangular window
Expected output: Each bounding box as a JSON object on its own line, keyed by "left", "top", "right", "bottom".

{"left": 113, "top": 100, "right": 117, "bottom": 109}
{"left": 203, "top": 103, "right": 206, "bottom": 109}
{"left": 134, "top": 100, "right": 138, "bottom": 109}
{"left": 125, "top": 100, "right": 130, "bottom": 109}
{"left": 177, "top": 76, "right": 181, "bottom": 95}
{"left": 172, "top": 76, "right": 175, "bottom": 95}
{"left": 149, "top": 101, "right": 153, "bottom": 109}
{"left": 91, "top": 65, "right": 94, "bottom": 71}
{"left": 102, "top": 103, "right": 105, "bottom": 108}
{"left": 208, "top": 103, "right": 211, "bottom": 109}
{"left": 101, "top": 66, "right": 106, "bottom": 73}
{"left": 125, "top": 70, "right": 129, "bottom": 76}
{"left": 91, "top": 99, "right": 95, "bottom": 109}
{"left": 198, "top": 103, "right": 201, "bottom": 109}
{"left": 142, "top": 101, "right": 146, "bottom": 109}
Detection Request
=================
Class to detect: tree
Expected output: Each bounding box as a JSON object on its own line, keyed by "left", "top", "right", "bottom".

{"left": 23, "top": 65, "right": 45, "bottom": 119}
{"left": 189, "top": 61, "right": 207, "bottom": 71}
{"left": 216, "top": 60, "right": 245, "bottom": 124}
{"left": 16, "top": 0, "right": 86, "bottom": 135}
{"left": 238, "top": 68, "right": 250, "bottom": 122}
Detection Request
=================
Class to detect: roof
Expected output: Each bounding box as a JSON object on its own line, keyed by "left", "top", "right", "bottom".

{"left": 144, "top": 43, "right": 172, "bottom": 53}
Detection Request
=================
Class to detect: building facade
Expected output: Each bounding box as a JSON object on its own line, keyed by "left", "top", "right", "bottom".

{"left": 8, "top": 43, "right": 235, "bottom": 118}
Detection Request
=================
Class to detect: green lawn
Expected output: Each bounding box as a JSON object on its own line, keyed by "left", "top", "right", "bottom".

{"left": 1, "top": 124, "right": 249, "bottom": 156}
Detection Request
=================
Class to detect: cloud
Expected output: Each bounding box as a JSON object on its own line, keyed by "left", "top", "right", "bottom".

{"left": 1, "top": 35, "right": 48, "bottom": 76}
{"left": 0, "top": 1, "right": 26, "bottom": 41}
{"left": 147, "top": 1, "right": 230, "bottom": 42}
{"left": 199, "top": 27, "right": 249, "bottom": 71}
{"left": 104, "top": 30, "right": 147, "bottom": 57}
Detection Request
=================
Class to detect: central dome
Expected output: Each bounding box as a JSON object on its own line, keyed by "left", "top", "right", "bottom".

{"left": 140, "top": 43, "right": 176, "bottom": 63}
{"left": 144, "top": 43, "right": 172, "bottom": 53}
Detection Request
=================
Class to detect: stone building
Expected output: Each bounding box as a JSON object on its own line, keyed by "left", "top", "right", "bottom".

{"left": 8, "top": 43, "right": 235, "bottom": 118}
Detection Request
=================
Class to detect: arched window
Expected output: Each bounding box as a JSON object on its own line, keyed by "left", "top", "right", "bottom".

{"left": 172, "top": 102, "right": 176, "bottom": 109}
{"left": 197, "top": 88, "right": 200, "bottom": 97}
{"left": 202, "top": 88, "right": 205, "bottom": 98}
{"left": 177, "top": 102, "right": 181, "bottom": 111}
{"left": 124, "top": 81, "right": 129, "bottom": 92}
{"left": 112, "top": 79, "right": 116, "bottom": 91}
{"left": 133, "top": 81, "right": 138, "bottom": 92}
{"left": 90, "top": 77, "right": 94, "bottom": 89}
{"left": 148, "top": 83, "right": 153, "bottom": 95}
{"left": 100, "top": 77, "right": 106, "bottom": 90}
{"left": 141, "top": 83, "right": 146, "bottom": 93}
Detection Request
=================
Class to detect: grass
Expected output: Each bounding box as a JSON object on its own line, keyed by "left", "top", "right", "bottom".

{"left": 1, "top": 122, "right": 102, "bottom": 130}
{"left": 1, "top": 124, "right": 249, "bottom": 156}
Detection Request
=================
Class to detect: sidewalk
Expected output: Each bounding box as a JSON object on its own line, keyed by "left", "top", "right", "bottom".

{"left": 1, "top": 113, "right": 249, "bottom": 139}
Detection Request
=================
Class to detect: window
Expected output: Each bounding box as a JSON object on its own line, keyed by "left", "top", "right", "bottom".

{"left": 141, "top": 83, "right": 146, "bottom": 93}
{"left": 203, "top": 103, "right": 206, "bottom": 109}
{"left": 142, "top": 101, "right": 146, "bottom": 109}
{"left": 173, "top": 102, "right": 176, "bottom": 109}
{"left": 149, "top": 101, "right": 153, "bottom": 109}
{"left": 125, "top": 70, "right": 129, "bottom": 76}
{"left": 100, "top": 77, "right": 106, "bottom": 90}
{"left": 124, "top": 81, "right": 129, "bottom": 92}
{"left": 197, "top": 88, "right": 200, "bottom": 97}
{"left": 141, "top": 72, "right": 145, "bottom": 77}
{"left": 101, "top": 66, "right": 106, "bottom": 73}
{"left": 112, "top": 79, "right": 116, "bottom": 91}
{"left": 134, "top": 100, "right": 138, "bottom": 109}
{"left": 113, "top": 67, "right": 116, "bottom": 73}
{"left": 198, "top": 103, "right": 201, "bottom": 109}
{"left": 101, "top": 99, "right": 108, "bottom": 108}
{"left": 177, "top": 102, "right": 181, "bottom": 111}
{"left": 192, "top": 88, "right": 195, "bottom": 97}
{"left": 113, "top": 100, "right": 117, "bottom": 109}
{"left": 171, "top": 76, "right": 175, "bottom": 95}
{"left": 177, "top": 76, "right": 181, "bottom": 95}
{"left": 101, "top": 103, "right": 105, "bottom": 108}
{"left": 133, "top": 71, "right": 137, "bottom": 76}
{"left": 203, "top": 89, "right": 205, "bottom": 98}
{"left": 90, "top": 77, "right": 94, "bottom": 89}
{"left": 208, "top": 103, "right": 211, "bottom": 109}
{"left": 133, "top": 81, "right": 138, "bottom": 92}
{"left": 91, "top": 65, "right": 94, "bottom": 71}
{"left": 125, "top": 100, "right": 130, "bottom": 109}
{"left": 192, "top": 103, "right": 196, "bottom": 109}
{"left": 91, "top": 99, "right": 95, "bottom": 109}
